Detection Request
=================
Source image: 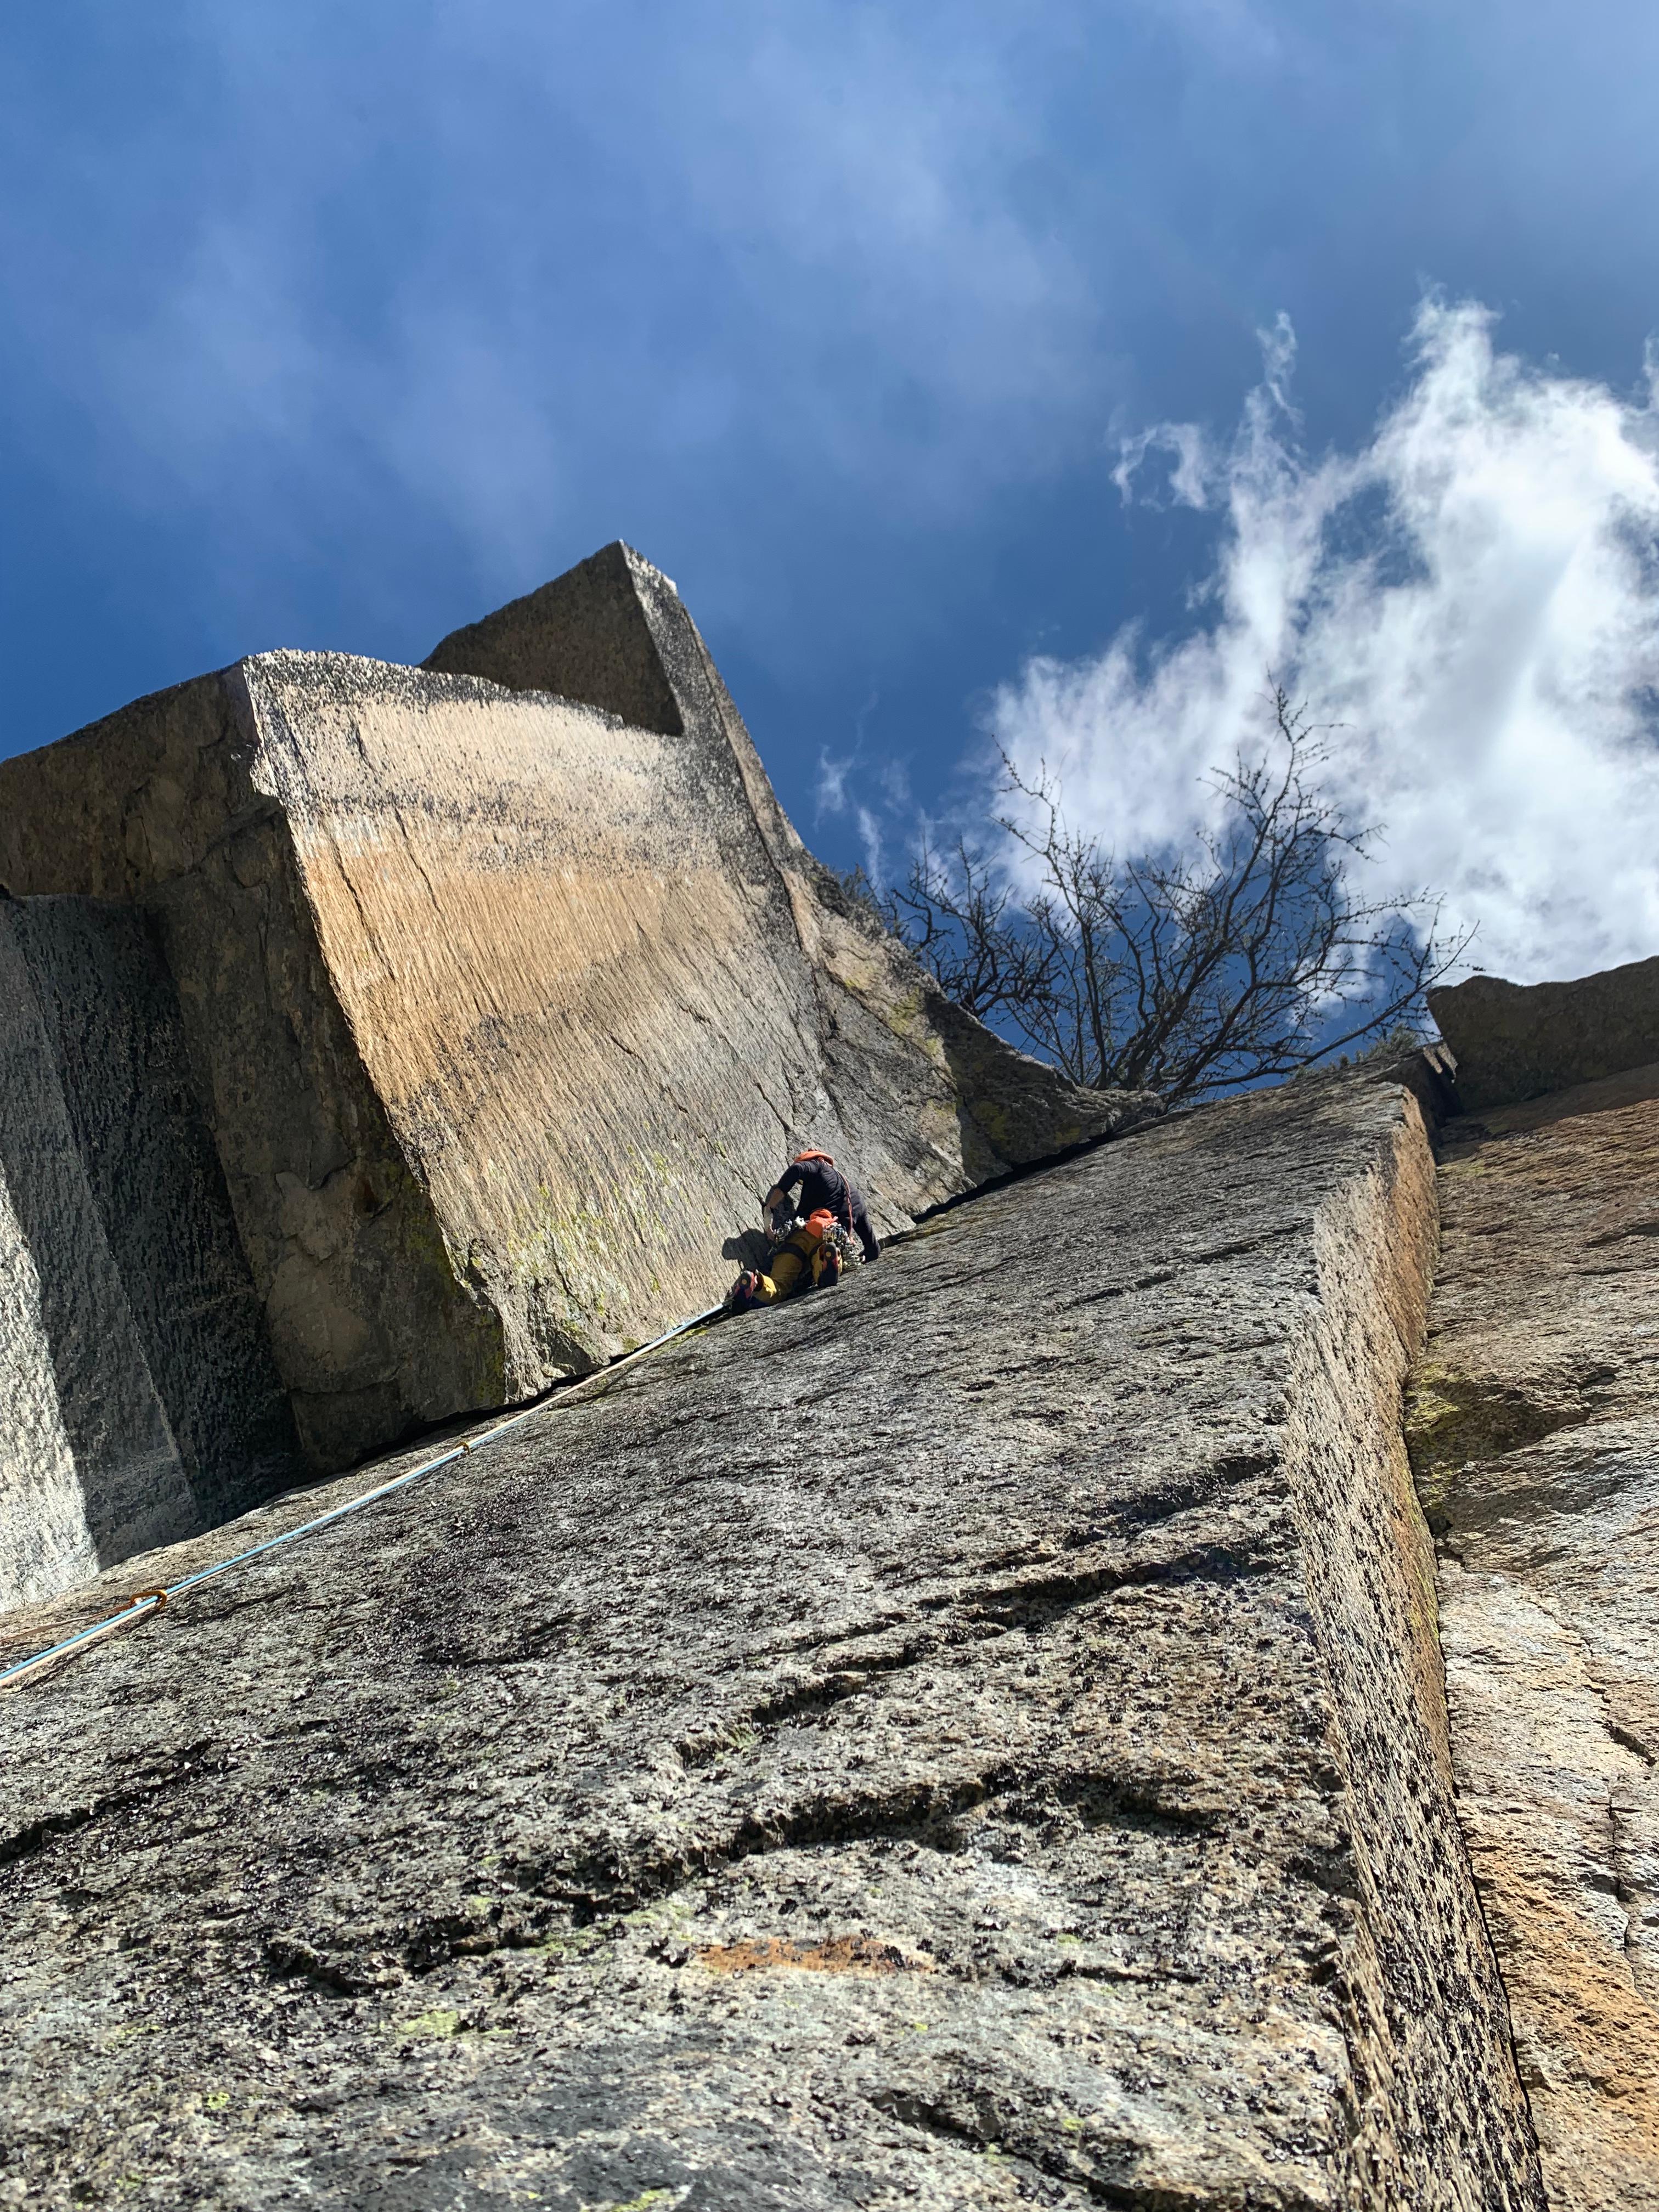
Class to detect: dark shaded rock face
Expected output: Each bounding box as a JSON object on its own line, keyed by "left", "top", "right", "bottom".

{"left": 1430, "top": 959, "right": 1659, "bottom": 1112}
{"left": 1408, "top": 1064, "right": 1659, "bottom": 2210}
{"left": 0, "top": 1073, "right": 1542, "bottom": 2209}
{"left": 0, "top": 896, "right": 301, "bottom": 1609}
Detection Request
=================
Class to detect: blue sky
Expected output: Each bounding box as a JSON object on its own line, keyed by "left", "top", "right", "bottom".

{"left": 4, "top": 3, "right": 1658, "bottom": 978}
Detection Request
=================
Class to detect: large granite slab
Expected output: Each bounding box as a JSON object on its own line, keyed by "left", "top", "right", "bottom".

{"left": 0, "top": 1070, "right": 1541, "bottom": 2208}
{"left": 0, "top": 896, "right": 300, "bottom": 1609}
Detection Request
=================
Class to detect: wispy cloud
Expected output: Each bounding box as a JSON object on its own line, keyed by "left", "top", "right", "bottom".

{"left": 989, "top": 300, "right": 1659, "bottom": 984}
{"left": 853, "top": 805, "right": 886, "bottom": 887}
{"left": 815, "top": 748, "right": 853, "bottom": 821}
{"left": 815, "top": 690, "right": 898, "bottom": 882}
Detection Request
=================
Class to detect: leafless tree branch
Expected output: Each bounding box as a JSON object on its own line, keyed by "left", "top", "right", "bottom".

{"left": 845, "top": 688, "right": 1470, "bottom": 1106}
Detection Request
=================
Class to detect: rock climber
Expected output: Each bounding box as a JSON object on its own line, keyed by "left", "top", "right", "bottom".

{"left": 764, "top": 1149, "right": 880, "bottom": 1263}
{"left": 726, "top": 1149, "right": 879, "bottom": 1312}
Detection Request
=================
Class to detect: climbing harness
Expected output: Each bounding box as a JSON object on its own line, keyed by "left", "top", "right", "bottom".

{"left": 724, "top": 1206, "right": 863, "bottom": 1311}
{"left": 0, "top": 1301, "right": 723, "bottom": 1698}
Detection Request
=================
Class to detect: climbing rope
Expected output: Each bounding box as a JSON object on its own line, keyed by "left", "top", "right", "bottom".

{"left": 0, "top": 1301, "right": 723, "bottom": 1697}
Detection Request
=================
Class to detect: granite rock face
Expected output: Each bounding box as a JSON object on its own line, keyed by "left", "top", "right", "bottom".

{"left": 0, "top": 1071, "right": 1542, "bottom": 2210}
{"left": 1429, "top": 960, "right": 1659, "bottom": 1113}
{"left": 0, "top": 544, "right": 1140, "bottom": 1488}
{"left": 0, "top": 895, "right": 301, "bottom": 1610}
{"left": 1408, "top": 1062, "right": 1659, "bottom": 2210}
{"left": 422, "top": 543, "right": 1139, "bottom": 1188}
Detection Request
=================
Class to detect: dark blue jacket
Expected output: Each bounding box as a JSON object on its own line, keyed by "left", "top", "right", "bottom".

{"left": 773, "top": 1158, "right": 879, "bottom": 1261}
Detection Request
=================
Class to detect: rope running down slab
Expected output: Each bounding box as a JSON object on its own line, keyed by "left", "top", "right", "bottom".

{"left": 0, "top": 1302, "right": 723, "bottom": 1697}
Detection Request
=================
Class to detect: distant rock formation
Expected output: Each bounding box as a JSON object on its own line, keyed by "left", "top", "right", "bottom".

{"left": 0, "top": 544, "right": 1146, "bottom": 1606}
{"left": 0, "top": 1065, "right": 1544, "bottom": 2208}
{"left": 1430, "top": 956, "right": 1659, "bottom": 1112}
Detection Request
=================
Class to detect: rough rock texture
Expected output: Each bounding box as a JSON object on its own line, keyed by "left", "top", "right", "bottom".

{"left": 0, "top": 895, "right": 300, "bottom": 1609}
{"left": 0, "top": 1071, "right": 1541, "bottom": 2209}
{"left": 0, "top": 543, "right": 1138, "bottom": 1482}
{"left": 1429, "top": 960, "right": 1659, "bottom": 1112}
{"left": 1408, "top": 1062, "right": 1659, "bottom": 2210}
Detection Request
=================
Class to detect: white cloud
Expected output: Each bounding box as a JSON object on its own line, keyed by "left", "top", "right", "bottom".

{"left": 817, "top": 767, "right": 889, "bottom": 888}
{"left": 814, "top": 692, "right": 900, "bottom": 881}
{"left": 990, "top": 300, "right": 1659, "bottom": 985}
{"left": 854, "top": 804, "right": 886, "bottom": 887}
{"left": 815, "top": 748, "right": 852, "bottom": 820}
{"left": 1111, "top": 420, "right": 1211, "bottom": 510}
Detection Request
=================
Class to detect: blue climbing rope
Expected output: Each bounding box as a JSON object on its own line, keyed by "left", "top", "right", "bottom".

{"left": 0, "top": 1301, "right": 721, "bottom": 1695}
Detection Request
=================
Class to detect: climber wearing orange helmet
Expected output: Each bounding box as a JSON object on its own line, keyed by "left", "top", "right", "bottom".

{"left": 727, "top": 1150, "right": 879, "bottom": 1314}
{"left": 763, "top": 1150, "right": 879, "bottom": 1262}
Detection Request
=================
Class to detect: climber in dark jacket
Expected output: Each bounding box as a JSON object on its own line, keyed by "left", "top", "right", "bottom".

{"left": 764, "top": 1150, "right": 879, "bottom": 1261}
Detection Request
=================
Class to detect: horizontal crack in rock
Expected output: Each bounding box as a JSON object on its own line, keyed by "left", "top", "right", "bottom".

{"left": 963, "top": 1543, "right": 1281, "bottom": 1632}
{"left": 1406, "top": 1368, "right": 1598, "bottom": 1494}
{"left": 503, "top": 1759, "right": 1225, "bottom": 1939}
{"left": 868, "top": 2086, "right": 1241, "bottom": 2210}
{"left": 264, "top": 1932, "right": 409, "bottom": 1995}
{"left": 682, "top": 1543, "right": 1282, "bottom": 1764}
{"left": 0, "top": 1742, "right": 222, "bottom": 1868}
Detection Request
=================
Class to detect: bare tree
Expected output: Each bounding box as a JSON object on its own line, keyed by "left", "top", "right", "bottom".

{"left": 852, "top": 690, "right": 1466, "bottom": 1106}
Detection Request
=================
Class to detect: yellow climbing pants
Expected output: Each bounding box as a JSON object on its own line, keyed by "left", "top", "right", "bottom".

{"left": 749, "top": 1226, "right": 823, "bottom": 1304}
